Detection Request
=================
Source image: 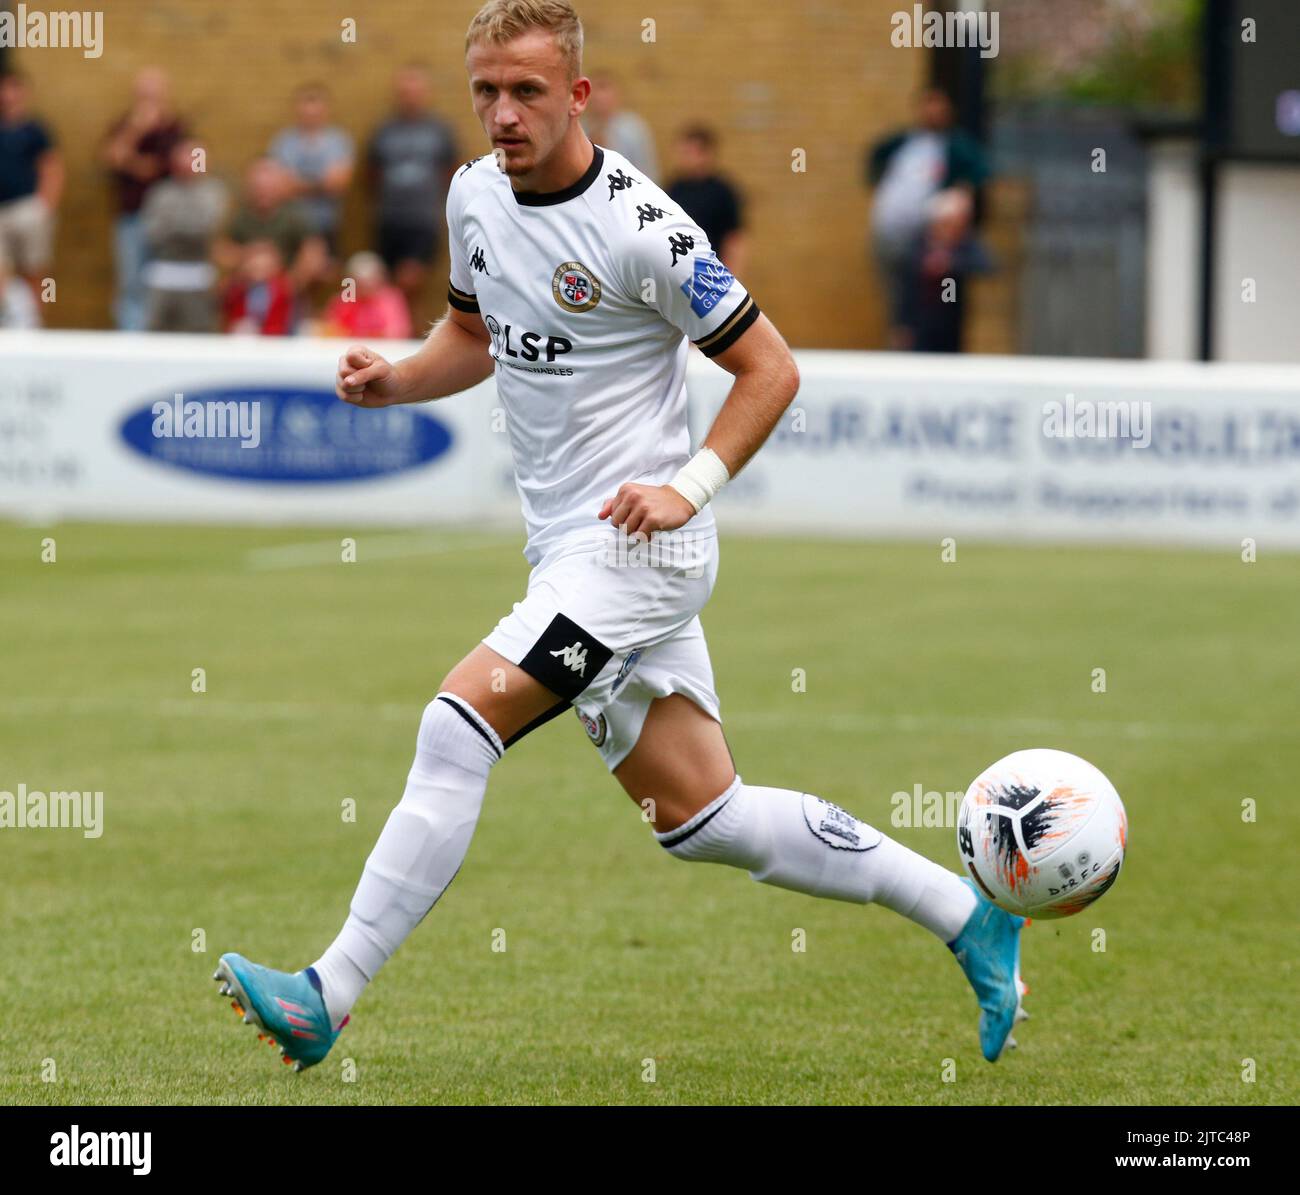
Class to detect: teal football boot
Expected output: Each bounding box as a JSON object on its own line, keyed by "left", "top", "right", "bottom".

{"left": 213, "top": 952, "right": 346, "bottom": 1072}
{"left": 948, "top": 878, "right": 1030, "bottom": 1062}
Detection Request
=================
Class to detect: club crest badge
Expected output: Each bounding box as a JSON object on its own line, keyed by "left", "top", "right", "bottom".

{"left": 576, "top": 706, "right": 607, "bottom": 746}
{"left": 552, "top": 261, "right": 602, "bottom": 312}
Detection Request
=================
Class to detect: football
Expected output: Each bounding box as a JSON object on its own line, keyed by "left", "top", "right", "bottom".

{"left": 956, "top": 749, "right": 1127, "bottom": 919}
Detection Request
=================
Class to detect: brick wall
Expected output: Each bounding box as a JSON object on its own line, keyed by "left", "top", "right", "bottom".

{"left": 13, "top": 0, "right": 1012, "bottom": 348}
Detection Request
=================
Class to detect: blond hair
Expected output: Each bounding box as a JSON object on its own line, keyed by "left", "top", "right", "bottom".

{"left": 465, "top": 0, "right": 583, "bottom": 79}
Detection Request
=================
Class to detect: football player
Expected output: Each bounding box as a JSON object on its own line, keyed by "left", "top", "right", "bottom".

{"left": 215, "top": 0, "right": 1027, "bottom": 1072}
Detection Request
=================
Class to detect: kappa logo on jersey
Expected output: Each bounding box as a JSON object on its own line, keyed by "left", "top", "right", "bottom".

{"left": 576, "top": 707, "right": 607, "bottom": 747}
{"left": 551, "top": 260, "right": 602, "bottom": 312}
{"left": 680, "top": 252, "right": 737, "bottom": 317}
{"left": 470, "top": 246, "right": 490, "bottom": 274}
{"left": 519, "top": 614, "right": 613, "bottom": 701}
{"left": 456, "top": 154, "right": 490, "bottom": 177}
{"left": 635, "top": 203, "right": 667, "bottom": 231}
{"left": 668, "top": 232, "right": 696, "bottom": 268}
{"left": 606, "top": 168, "right": 638, "bottom": 199}
{"left": 550, "top": 640, "right": 589, "bottom": 676}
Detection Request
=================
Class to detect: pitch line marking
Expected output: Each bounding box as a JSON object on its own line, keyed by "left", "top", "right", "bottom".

{"left": 244, "top": 532, "right": 507, "bottom": 570}
{"left": 0, "top": 695, "right": 1277, "bottom": 742}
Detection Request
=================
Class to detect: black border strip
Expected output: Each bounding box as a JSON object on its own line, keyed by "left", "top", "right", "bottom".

{"left": 9, "top": 1106, "right": 1287, "bottom": 1174}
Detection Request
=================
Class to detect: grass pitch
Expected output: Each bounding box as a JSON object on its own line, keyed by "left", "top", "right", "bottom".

{"left": 1, "top": 521, "right": 1296, "bottom": 1105}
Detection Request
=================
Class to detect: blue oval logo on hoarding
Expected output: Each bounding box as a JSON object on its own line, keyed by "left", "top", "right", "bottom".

{"left": 120, "top": 386, "right": 453, "bottom": 483}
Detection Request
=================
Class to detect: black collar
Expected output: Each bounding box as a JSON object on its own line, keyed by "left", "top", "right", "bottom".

{"left": 512, "top": 144, "right": 604, "bottom": 206}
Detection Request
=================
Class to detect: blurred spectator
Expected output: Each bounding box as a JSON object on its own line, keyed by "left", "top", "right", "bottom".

{"left": 0, "top": 71, "right": 62, "bottom": 318}
{"left": 270, "top": 82, "right": 354, "bottom": 251}
{"left": 222, "top": 239, "right": 295, "bottom": 336}
{"left": 367, "top": 64, "right": 458, "bottom": 314}
{"left": 320, "top": 251, "right": 412, "bottom": 339}
{"left": 665, "top": 125, "right": 746, "bottom": 276}
{"left": 897, "top": 188, "right": 993, "bottom": 354}
{"left": 866, "top": 86, "right": 988, "bottom": 348}
{"left": 140, "top": 138, "right": 227, "bottom": 332}
{"left": 214, "top": 157, "right": 326, "bottom": 293}
{"left": 583, "top": 74, "right": 658, "bottom": 179}
{"left": 102, "top": 67, "right": 186, "bottom": 330}
{"left": 0, "top": 243, "right": 40, "bottom": 329}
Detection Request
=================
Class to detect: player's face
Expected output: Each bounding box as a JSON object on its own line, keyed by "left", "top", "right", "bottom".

{"left": 466, "top": 29, "right": 583, "bottom": 178}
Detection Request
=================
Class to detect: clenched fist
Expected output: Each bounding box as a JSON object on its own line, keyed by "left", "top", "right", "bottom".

{"left": 598, "top": 483, "right": 697, "bottom": 537}
{"left": 336, "top": 346, "right": 404, "bottom": 407}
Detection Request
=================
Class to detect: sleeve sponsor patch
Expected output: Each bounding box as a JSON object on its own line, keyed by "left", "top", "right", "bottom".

{"left": 680, "top": 253, "right": 737, "bottom": 318}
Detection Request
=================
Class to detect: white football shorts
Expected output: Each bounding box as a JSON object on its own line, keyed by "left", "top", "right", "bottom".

{"left": 482, "top": 530, "right": 721, "bottom": 769}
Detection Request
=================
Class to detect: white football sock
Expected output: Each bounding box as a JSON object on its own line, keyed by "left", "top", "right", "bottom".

{"left": 310, "top": 693, "right": 502, "bottom": 1027}
{"left": 655, "top": 777, "right": 977, "bottom": 943}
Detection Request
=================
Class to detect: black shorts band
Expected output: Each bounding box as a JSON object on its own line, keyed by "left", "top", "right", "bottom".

{"left": 516, "top": 613, "right": 613, "bottom": 702}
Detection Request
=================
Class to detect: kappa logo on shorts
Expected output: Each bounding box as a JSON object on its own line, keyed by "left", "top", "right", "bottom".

{"left": 576, "top": 707, "right": 607, "bottom": 746}
{"left": 518, "top": 613, "right": 613, "bottom": 701}
{"left": 550, "top": 640, "right": 589, "bottom": 676}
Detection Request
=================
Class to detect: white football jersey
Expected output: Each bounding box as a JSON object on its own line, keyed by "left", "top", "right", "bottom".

{"left": 445, "top": 144, "right": 759, "bottom": 564}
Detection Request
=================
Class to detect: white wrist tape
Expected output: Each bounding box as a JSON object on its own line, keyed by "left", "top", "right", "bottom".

{"left": 668, "top": 447, "right": 730, "bottom": 514}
